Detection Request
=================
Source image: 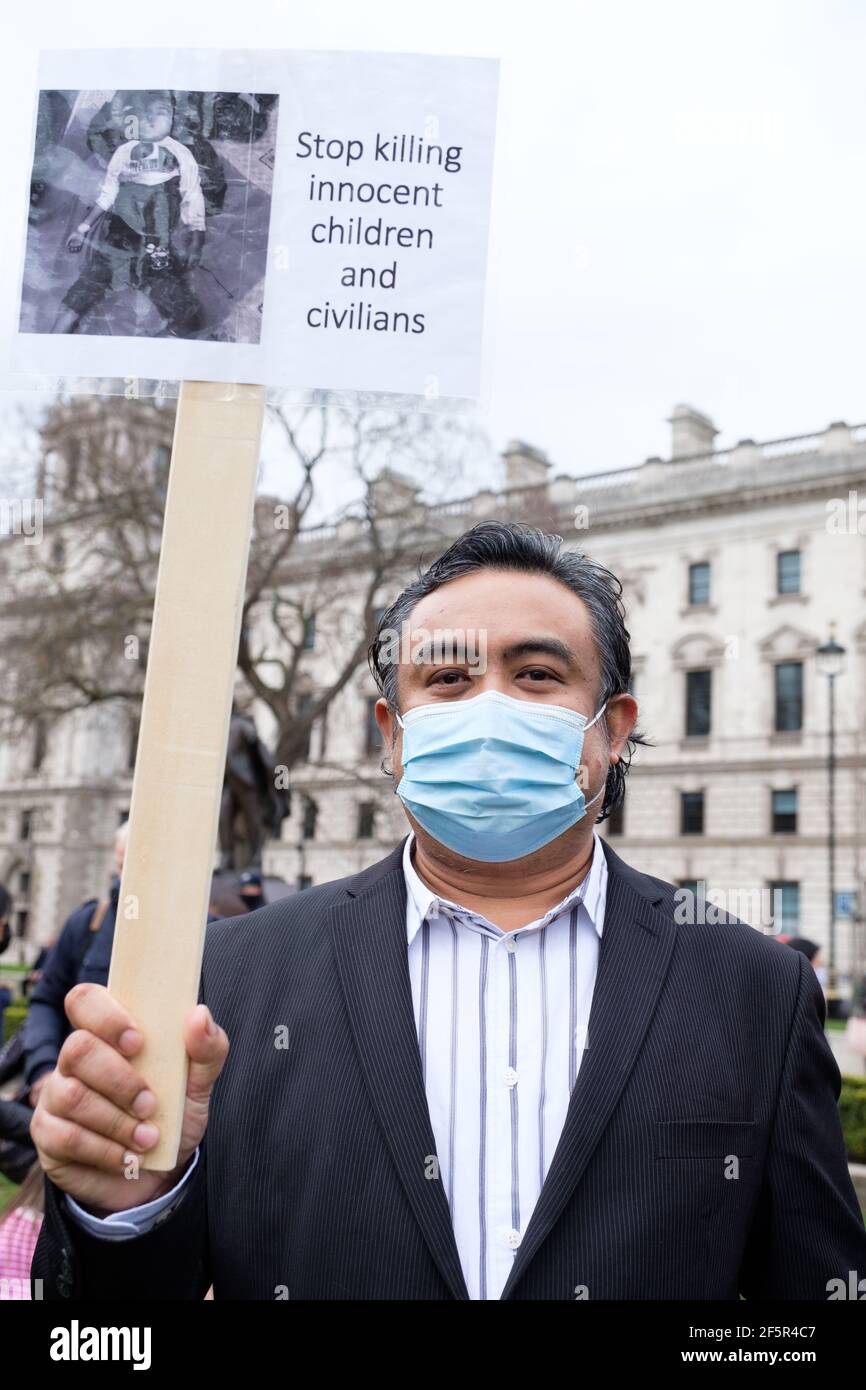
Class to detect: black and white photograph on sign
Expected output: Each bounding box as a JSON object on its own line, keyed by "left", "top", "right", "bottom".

{"left": 19, "top": 88, "right": 279, "bottom": 343}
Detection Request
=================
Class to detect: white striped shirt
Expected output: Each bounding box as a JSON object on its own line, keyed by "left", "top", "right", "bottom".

{"left": 404, "top": 830, "right": 607, "bottom": 1300}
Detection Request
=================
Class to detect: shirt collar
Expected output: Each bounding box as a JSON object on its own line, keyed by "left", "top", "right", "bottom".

{"left": 402, "top": 830, "right": 607, "bottom": 947}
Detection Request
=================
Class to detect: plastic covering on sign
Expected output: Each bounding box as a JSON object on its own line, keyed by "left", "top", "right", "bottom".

{"left": 3, "top": 48, "right": 499, "bottom": 412}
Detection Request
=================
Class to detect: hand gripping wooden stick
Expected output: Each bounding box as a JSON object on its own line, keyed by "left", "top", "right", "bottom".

{"left": 107, "top": 380, "right": 265, "bottom": 1171}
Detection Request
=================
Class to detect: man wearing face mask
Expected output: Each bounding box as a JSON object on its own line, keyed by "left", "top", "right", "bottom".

{"left": 237, "top": 870, "right": 267, "bottom": 914}
{"left": 31, "top": 522, "right": 866, "bottom": 1300}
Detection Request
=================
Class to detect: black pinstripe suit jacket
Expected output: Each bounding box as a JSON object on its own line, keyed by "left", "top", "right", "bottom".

{"left": 33, "top": 836, "right": 866, "bottom": 1300}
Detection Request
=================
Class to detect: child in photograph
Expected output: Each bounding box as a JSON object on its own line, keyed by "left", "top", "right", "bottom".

{"left": 53, "top": 91, "right": 207, "bottom": 337}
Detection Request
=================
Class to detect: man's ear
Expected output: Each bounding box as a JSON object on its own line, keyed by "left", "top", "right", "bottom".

{"left": 374, "top": 696, "right": 396, "bottom": 745}
{"left": 603, "top": 693, "right": 638, "bottom": 763}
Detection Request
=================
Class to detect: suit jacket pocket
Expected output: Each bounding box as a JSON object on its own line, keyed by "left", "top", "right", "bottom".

{"left": 656, "top": 1119, "right": 757, "bottom": 1158}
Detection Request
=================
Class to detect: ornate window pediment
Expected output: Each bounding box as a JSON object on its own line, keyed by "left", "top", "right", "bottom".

{"left": 671, "top": 632, "right": 726, "bottom": 669}
{"left": 758, "top": 625, "right": 817, "bottom": 662}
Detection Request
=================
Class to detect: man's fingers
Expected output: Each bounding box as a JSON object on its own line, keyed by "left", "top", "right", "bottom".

{"left": 33, "top": 1107, "right": 147, "bottom": 1175}
{"left": 64, "top": 982, "right": 142, "bottom": 1056}
{"left": 44, "top": 1070, "right": 158, "bottom": 1153}
{"left": 57, "top": 1029, "right": 148, "bottom": 1114}
{"left": 184, "top": 1005, "right": 229, "bottom": 1103}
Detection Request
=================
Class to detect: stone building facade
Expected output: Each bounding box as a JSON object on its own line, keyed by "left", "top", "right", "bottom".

{"left": 2, "top": 401, "right": 864, "bottom": 987}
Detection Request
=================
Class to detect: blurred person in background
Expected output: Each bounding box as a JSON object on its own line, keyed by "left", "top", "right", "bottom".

{"left": 237, "top": 869, "right": 266, "bottom": 913}
{"left": 208, "top": 876, "right": 249, "bottom": 920}
{"left": 0, "top": 883, "right": 12, "bottom": 1042}
{"left": 0, "top": 884, "right": 11, "bottom": 957}
{"left": 0, "top": 1163, "right": 43, "bottom": 1299}
{"left": 786, "top": 938, "right": 828, "bottom": 993}
{"left": 21, "top": 821, "right": 128, "bottom": 1109}
{"left": 23, "top": 938, "right": 56, "bottom": 1000}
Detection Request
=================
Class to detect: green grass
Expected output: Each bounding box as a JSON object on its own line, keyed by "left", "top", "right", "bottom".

{"left": 0, "top": 1173, "right": 20, "bottom": 1209}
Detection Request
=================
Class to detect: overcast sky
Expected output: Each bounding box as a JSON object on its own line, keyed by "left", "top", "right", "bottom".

{"left": 1, "top": 0, "right": 864, "bottom": 485}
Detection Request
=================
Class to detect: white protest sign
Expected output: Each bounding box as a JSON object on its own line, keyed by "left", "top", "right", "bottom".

{"left": 12, "top": 48, "right": 499, "bottom": 404}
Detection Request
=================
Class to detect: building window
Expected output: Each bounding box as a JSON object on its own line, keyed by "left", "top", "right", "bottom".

{"left": 302, "top": 614, "right": 316, "bottom": 650}
{"left": 301, "top": 795, "right": 318, "bottom": 840}
{"left": 66, "top": 438, "right": 80, "bottom": 496}
{"left": 50, "top": 539, "right": 66, "bottom": 567}
{"left": 357, "top": 802, "right": 377, "bottom": 839}
{"left": 127, "top": 720, "right": 139, "bottom": 771}
{"left": 365, "top": 696, "right": 383, "bottom": 754}
{"left": 297, "top": 693, "right": 314, "bottom": 761}
{"left": 298, "top": 874, "right": 313, "bottom": 891}
{"left": 680, "top": 791, "right": 704, "bottom": 835}
{"left": 685, "top": 669, "right": 711, "bottom": 736}
{"left": 31, "top": 718, "right": 47, "bottom": 771}
{"left": 771, "top": 788, "right": 797, "bottom": 833}
{"left": 41, "top": 448, "right": 58, "bottom": 505}
{"left": 675, "top": 880, "right": 707, "bottom": 922}
{"left": 770, "top": 881, "right": 800, "bottom": 933}
{"left": 688, "top": 561, "right": 711, "bottom": 606}
{"left": 776, "top": 550, "right": 801, "bottom": 595}
{"left": 774, "top": 661, "right": 803, "bottom": 732}
{"left": 606, "top": 798, "right": 624, "bottom": 835}
{"left": 152, "top": 444, "right": 171, "bottom": 494}
{"left": 19, "top": 809, "right": 34, "bottom": 841}
{"left": 18, "top": 870, "right": 30, "bottom": 895}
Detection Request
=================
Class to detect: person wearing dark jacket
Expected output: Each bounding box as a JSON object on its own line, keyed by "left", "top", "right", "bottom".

{"left": 21, "top": 822, "right": 127, "bottom": 1104}
{"left": 0, "top": 882, "right": 11, "bottom": 956}
{"left": 0, "top": 882, "right": 12, "bottom": 1042}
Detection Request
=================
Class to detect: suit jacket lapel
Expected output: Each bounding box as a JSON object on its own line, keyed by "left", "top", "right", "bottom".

{"left": 500, "top": 842, "right": 678, "bottom": 1299}
{"left": 329, "top": 843, "right": 470, "bottom": 1301}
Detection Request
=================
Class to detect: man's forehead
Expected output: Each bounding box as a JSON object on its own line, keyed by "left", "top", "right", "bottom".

{"left": 407, "top": 569, "right": 595, "bottom": 645}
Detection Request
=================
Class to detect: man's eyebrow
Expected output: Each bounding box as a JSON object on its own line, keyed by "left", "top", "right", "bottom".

{"left": 501, "top": 638, "right": 578, "bottom": 666}
{"left": 408, "top": 637, "right": 478, "bottom": 665}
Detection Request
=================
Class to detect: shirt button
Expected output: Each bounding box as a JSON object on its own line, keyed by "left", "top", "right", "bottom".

{"left": 504, "top": 935, "right": 517, "bottom": 953}
{"left": 504, "top": 1228, "right": 522, "bottom": 1249}
{"left": 503, "top": 1066, "right": 518, "bottom": 1087}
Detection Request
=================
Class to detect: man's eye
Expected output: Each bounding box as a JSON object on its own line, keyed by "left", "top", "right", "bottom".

{"left": 429, "top": 670, "right": 469, "bottom": 687}
{"left": 519, "top": 668, "right": 557, "bottom": 682}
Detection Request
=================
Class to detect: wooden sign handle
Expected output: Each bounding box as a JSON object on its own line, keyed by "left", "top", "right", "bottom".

{"left": 107, "top": 380, "right": 265, "bottom": 1170}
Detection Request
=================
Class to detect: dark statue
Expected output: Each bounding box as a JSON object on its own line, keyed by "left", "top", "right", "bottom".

{"left": 219, "top": 704, "right": 289, "bottom": 871}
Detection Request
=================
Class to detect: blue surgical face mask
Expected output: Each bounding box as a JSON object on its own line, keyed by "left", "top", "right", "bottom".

{"left": 395, "top": 689, "right": 608, "bottom": 862}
